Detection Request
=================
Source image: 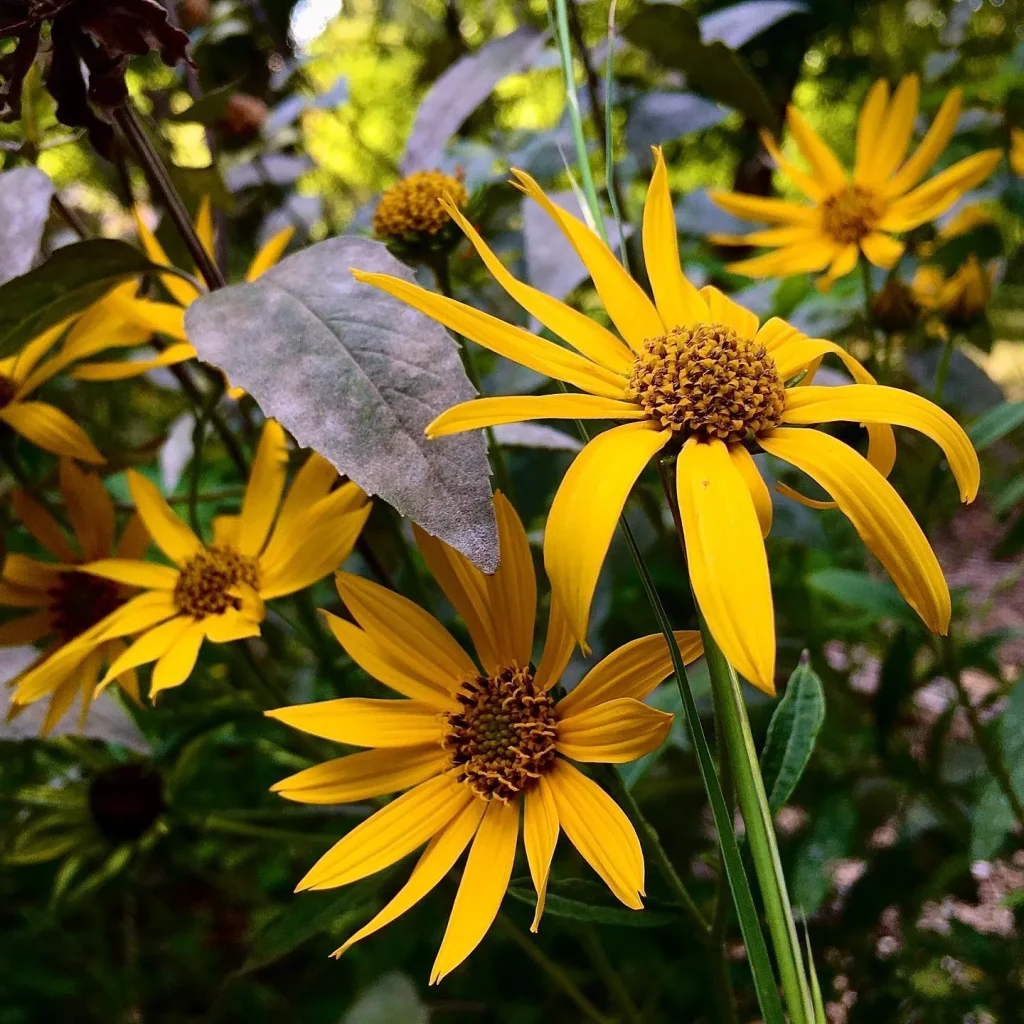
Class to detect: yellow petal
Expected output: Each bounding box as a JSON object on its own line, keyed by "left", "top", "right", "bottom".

{"left": 759, "top": 129, "right": 829, "bottom": 201}
{"left": 708, "top": 225, "right": 823, "bottom": 248}
{"left": 724, "top": 240, "right": 839, "bottom": 279}
{"left": 203, "top": 608, "right": 262, "bottom": 643}
{"left": 126, "top": 470, "right": 202, "bottom": 566}
{"left": 245, "top": 226, "right": 295, "bottom": 282}
{"left": 820, "top": 243, "right": 860, "bottom": 287}
{"left": 785, "top": 107, "right": 848, "bottom": 191}
{"left": 99, "top": 615, "right": 193, "bottom": 687}
{"left": 150, "top": 622, "right": 206, "bottom": 698}
{"left": 0, "top": 610, "right": 54, "bottom": 646}
{"left": 873, "top": 74, "right": 920, "bottom": 181}
{"left": 133, "top": 205, "right": 202, "bottom": 306}
{"left": 524, "top": 779, "right": 559, "bottom": 932}
{"left": 352, "top": 270, "right": 627, "bottom": 399}
{"left": 321, "top": 612, "right": 458, "bottom": 707}
{"left": 643, "top": 148, "right": 709, "bottom": 329}
{"left": 2, "top": 554, "right": 62, "bottom": 590}
{"left": 70, "top": 345, "right": 196, "bottom": 381}
{"left": 860, "top": 232, "right": 904, "bottom": 270}
{"left": 334, "top": 571, "right": 477, "bottom": 687}
{"left": 486, "top": 492, "right": 536, "bottom": 669}
{"left": 12, "top": 490, "right": 77, "bottom": 561}
{"left": 274, "top": 452, "right": 339, "bottom": 538}
{"left": 120, "top": 298, "right": 189, "bottom": 341}
{"left": 194, "top": 196, "right": 216, "bottom": 265}
{"left": 533, "top": 598, "right": 576, "bottom": 693}
{"left": 556, "top": 697, "right": 672, "bottom": 763}
{"left": 544, "top": 423, "right": 670, "bottom": 650}
{"left": 782, "top": 385, "right": 979, "bottom": 501}
{"left": 426, "top": 394, "right": 643, "bottom": 438}
{"left": 556, "top": 630, "right": 703, "bottom": 717}
{"left": 332, "top": 797, "right": 486, "bottom": 959}
{"left": 547, "top": 759, "right": 644, "bottom": 909}
{"left": 760, "top": 427, "right": 950, "bottom": 633}
{"left": 708, "top": 190, "right": 819, "bottom": 226}
{"left": 12, "top": 642, "right": 90, "bottom": 704}
{"left": 9, "top": 321, "right": 67, "bottom": 385}
{"left": 510, "top": 169, "right": 664, "bottom": 351}
{"left": 757, "top": 317, "right": 807, "bottom": 352}
{"left": 296, "top": 773, "right": 471, "bottom": 891}
{"left": 885, "top": 89, "right": 962, "bottom": 197}
{"left": 272, "top": 745, "right": 449, "bottom": 804}
{"left": 676, "top": 438, "right": 776, "bottom": 694}
{"left": 116, "top": 513, "right": 151, "bottom": 561}
{"left": 431, "top": 796, "right": 519, "bottom": 983}
{"left": 81, "top": 558, "right": 178, "bottom": 590}
{"left": 266, "top": 696, "right": 445, "bottom": 747}
{"left": 439, "top": 195, "right": 633, "bottom": 373}
{"left": 59, "top": 460, "right": 115, "bottom": 560}
{"left": 731, "top": 445, "right": 772, "bottom": 538}
{"left": 238, "top": 420, "right": 289, "bottom": 556}
{"left": 0, "top": 579, "right": 49, "bottom": 607}
{"left": 0, "top": 402, "right": 104, "bottom": 464}
{"left": 854, "top": 79, "right": 891, "bottom": 185}
{"left": 700, "top": 286, "right": 759, "bottom": 339}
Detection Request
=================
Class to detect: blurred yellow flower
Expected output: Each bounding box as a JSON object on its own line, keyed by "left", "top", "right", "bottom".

{"left": 937, "top": 204, "right": 996, "bottom": 241}
{"left": 2, "top": 460, "right": 150, "bottom": 733}
{"left": 70, "top": 421, "right": 369, "bottom": 699}
{"left": 373, "top": 170, "right": 468, "bottom": 240}
{"left": 1011, "top": 127, "right": 1024, "bottom": 176}
{"left": 355, "top": 149, "right": 980, "bottom": 693}
{"left": 268, "top": 492, "right": 702, "bottom": 982}
{"left": 709, "top": 76, "right": 1001, "bottom": 285}
{"left": 913, "top": 254, "right": 994, "bottom": 325}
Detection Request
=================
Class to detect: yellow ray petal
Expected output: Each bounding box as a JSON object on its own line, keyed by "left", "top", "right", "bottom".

{"left": 885, "top": 89, "right": 962, "bottom": 197}
{"left": 534, "top": 598, "right": 576, "bottom": 693}
{"left": 782, "top": 385, "right": 979, "bottom": 501}
{"left": 352, "top": 270, "right": 628, "bottom": 399}
{"left": 150, "top": 622, "right": 206, "bottom": 698}
{"left": 126, "top": 470, "right": 202, "bottom": 566}
{"left": 860, "top": 232, "right": 904, "bottom": 270}
{"left": 59, "top": 460, "right": 115, "bottom": 561}
{"left": 524, "top": 779, "right": 559, "bottom": 932}
{"left": 431, "top": 796, "right": 519, "bottom": 984}
{"left": 757, "top": 317, "right": 807, "bottom": 352}
{"left": 3, "top": 554, "right": 65, "bottom": 589}
{"left": 426, "top": 394, "right": 643, "bottom": 438}
{"left": 0, "top": 402, "right": 104, "bottom": 464}
{"left": 321, "top": 612, "right": 458, "bottom": 707}
{"left": 98, "top": 615, "right": 194, "bottom": 687}
{"left": 267, "top": 696, "right": 445, "bottom": 747}
{"left": 0, "top": 579, "right": 49, "bottom": 608}
{"left": 11, "top": 490, "right": 77, "bottom": 561}
{"left": 760, "top": 427, "right": 950, "bottom": 632}
{"left": 238, "top": 420, "right": 289, "bottom": 556}
{"left": 785, "top": 107, "right": 848, "bottom": 191}
{"left": 819, "top": 243, "right": 860, "bottom": 288}
{"left": 440, "top": 195, "right": 633, "bottom": 373}
{"left": 676, "top": 438, "right": 775, "bottom": 694}
{"left": 759, "top": 130, "right": 829, "bottom": 201}
{"left": 89, "top": 590, "right": 178, "bottom": 645}
{"left": 854, "top": 79, "right": 891, "bottom": 185}
{"left": 873, "top": 74, "right": 920, "bottom": 181}
{"left": 272, "top": 745, "right": 449, "bottom": 804}
{"left": 486, "top": 492, "right": 536, "bottom": 669}
{"left": 70, "top": 345, "right": 197, "bottom": 381}
{"left": 724, "top": 240, "right": 839, "bottom": 279}
{"left": 547, "top": 759, "right": 644, "bottom": 909}
{"left": 273, "top": 452, "right": 339, "bottom": 537}
{"left": 510, "top": 169, "right": 664, "bottom": 351}
{"left": 119, "top": 297, "right": 189, "bottom": 341}
{"left": 12, "top": 642, "right": 90, "bottom": 704}
{"left": 194, "top": 196, "right": 216, "bottom": 264}
{"left": 708, "top": 225, "right": 822, "bottom": 248}
{"left": 81, "top": 558, "right": 178, "bottom": 589}
{"left": 708, "top": 190, "right": 819, "bottom": 226}
{"left": 731, "top": 445, "right": 772, "bottom": 537}
{"left": 332, "top": 798, "right": 486, "bottom": 959}
{"left": 544, "top": 422, "right": 671, "bottom": 650}
{"left": 245, "top": 226, "right": 295, "bottom": 282}
{"left": 9, "top": 321, "right": 67, "bottom": 385}
{"left": 116, "top": 513, "right": 151, "bottom": 561}
{"left": 203, "top": 608, "right": 262, "bottom": 643}
{"left": 0, "top": 610, "right": 54, "bottom": 646}
{"left": 296, "top": 773, "right": 470, "bottom": 891}
{"left": 644, "top": 148, "right": 709, "bottom": 329}
{"left": 334, "top": 571, "right": 477, "bottom": 686}
{"left": 556, "top": 630, "right": 703, "bottom": 717}
{"left": 556, "top": 697, "right": 672, "bottom": 763}
{"left": 133, "top": 205, "right": 202, "bottom": 306}
{"left": 700, "top": 286, "right": 759, "bottom": 339}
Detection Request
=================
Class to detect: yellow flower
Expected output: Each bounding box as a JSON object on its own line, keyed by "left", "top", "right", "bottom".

{"left": 937, "top": 203, "right": 996, "bottom": 241}
{"left": 267, "top": 492, "right": 702, "bottom": 982}
{"left": 75, "top": 198, "right": 293, "bottom": 390}
{"left": 69, "top": 421, "right": 370, "bottom": 699}
{"left": 354, "top": 150, "right": 981, "bottom": 694}
{"left": 1011, "top": 127, "right": 1024, "bottom": 177}
{"left": 373, "top": 170, "right": 469, "bottom": 240}
{"left": 2, "top": 460, "right": 150, "bottom": 733}
{"left": 913, "top": 254, "right": 994, "bottom": 325}
{"left": 709, "top": 76, "right": 1001, "bottom": 285}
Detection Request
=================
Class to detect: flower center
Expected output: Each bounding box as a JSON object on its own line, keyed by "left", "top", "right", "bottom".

{"left": 49, "top": 571, "right": 123, "bottom": 641}
{"left": 173, "top": 546, "right": 260, "bottom": 618}
{"left": 372, "top": 170, "right": 468, "bottom": 240}
{"left": 626, "top": 322, "right": 786, "bottom": 443}
{"left": 0, "top": 374, "right": 19, "bottom": 409}
{"left": 444, "top": 666, "right": 558, "bottom": 802}
{"left": 820, "top": 185, "right": 883, "bottom": 244}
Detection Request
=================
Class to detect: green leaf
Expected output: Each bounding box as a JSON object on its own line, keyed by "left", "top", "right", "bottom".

{"left": 760, "top": 653, "right": 826, "bottom": 812}
{"left": 807, "top": 568, "right": 916, "bottom": 624}
{"left": 623, "top": 4, "right": 778, "bottom": 128}
{"left": 0, "top": 239, "right": 160, "bottom": 360}
{"left": 994, "top": 473, "right": 1024, "bottom": 517}
{"left": 802, "top": 923, "right": 828, "bottom": 1024}
{"left": 505, "top": 877, "right": 681, "bottom": 927}
{"left": 792, "top": 796, "right": 856, "bottom": 916}
{"left": 969, "top": 401, "right": 1024, "bottom": 450}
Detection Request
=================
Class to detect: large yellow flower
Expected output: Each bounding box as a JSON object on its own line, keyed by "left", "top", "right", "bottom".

{"left": 354, "top": 151, "right": 980, "bottom": 694}
{"left": 267, "top": 492, "right": 703, "bottom": 982}
{"left": 67, "top": 421, "right": 369, "bottom": 698}
{"left": 2, "top": 460, "right": 150, "bottom": 732}
{"left": 709, "top": 76, "right": 1001, "bottom": 284}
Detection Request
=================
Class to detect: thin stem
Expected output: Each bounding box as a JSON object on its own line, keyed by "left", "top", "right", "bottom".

{"left": 602, "top": 0, "right": 631, "bottom": 277}
{"left": 931, "top": 331, "right": 956, "bottom": 404}
{"left": 710, "top": 865, "right": 741, "bottom": 1024}
{"left": 51, "top": 193, "right": 89, "bottom": 239}
{"left": 497, "top": 914, "right": 614, "bottom": 1024}
{"left": 581, "top": 925, "right": 644, "bottom": 1024}
{"left": 188, "top": 383, "right": 225, "bottom": 534}
{"left": 166, "top": 362, "right": 250, "bottom": 476}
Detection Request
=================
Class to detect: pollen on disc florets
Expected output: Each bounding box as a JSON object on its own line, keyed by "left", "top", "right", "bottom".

{"left": 173, "top": 546, "right": 259, "bottom": 618}
{"left": 373, "top": 170, "right": 469, "bottom": 240}
{"left": 821, "top": 185, "right": 884, "bottom": 244}
{"left": 626, "top": 322, "right": 786, "bottom": 443}
{"left": 444, "top": 666, "right": 558, "bottom": 802}
{"left": 49, "top": 572, "right": 123, "bottom": 641}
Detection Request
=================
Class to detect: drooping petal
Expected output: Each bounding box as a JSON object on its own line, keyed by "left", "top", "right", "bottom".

{"left": 785, "top": 107, "right": 848, "bottom": 191}
{"left": 873, "top": 74, "right": 920, "bottom": 181}
{"left": 544, "top": 423, "right": 671, "bottom": 650}
{"left": 59, "top": 460, "right": 115, "bottom": 560}
{"left": 272, "top": 745, "right": 450, "bottom": 804}
{"left": 150, "top": 621, "right": 206, "bottom": 698}
{"left": 126, "top": 470, "right": 202, "bottom": 566}
{"left": 81, "top": 559, "right": 179, "bottom": 589}
{"left": 556, "top": 697, "right": 672, "bottom": 763}
{"left": 431, "top": 796, "right": 519, "bottom": 983}
{"left": 853, "top": 79, "right": 891, "bottom": 185}
{"left": 643, "top": 148, "right": 709, "bottom": 329}
{"left": 760, "top": 427, "right": 951, "bottom": 633}
{"left": 524, "top": 779, "right": 559, "bottom": 932}
{"left": 485, "top": 492, "right": 536, "bottom": 669}
{"left": 547, "top": 759, "right": 644, "bottom": 909}
{"left": 676, "top": 438, "right": 776, "bottom": 694}
{"left": 296, "top": 773, "right": 471, "bottom": 891}
{"left": 730, "top": 445, "right": 773, "bottom": 538}
{"left": 0, "top": 402, "right": 104, "bottom": 464}
{"left": 556, "top": 630, "right": 703, "bottom": 716}
{"left": 700, "top": 286, "right": 759, "bottom": 339}
{"left": 237, "top": 420, "right": 289, "bottom": 557}
{"left": 11, "top": 490, "right": 77, "bottom": 561}
{"left": 426, "top": 394, "right": 642, "bottom": 439}
{"left": 266, "top": 696, "right": 445, "bottom": 747}
{"left": 885, "top": 88, "right": 962, "bottom": 197}
{"left": 245, "top": 226, "right": 295, "bottom": 282}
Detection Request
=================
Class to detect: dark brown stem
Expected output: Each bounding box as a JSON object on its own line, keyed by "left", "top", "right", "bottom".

{"left": 50, "top": 193, "right": 89, "bottom": 239}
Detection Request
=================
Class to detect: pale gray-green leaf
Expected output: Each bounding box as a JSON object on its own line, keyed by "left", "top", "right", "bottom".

{"left": 699, "top": 1, "right": 808, "bottom": 49}
{"left": 0, "top": 167, "right": 53, "bottom": 284}
{"left": 184, "top": 237, "right": 499, "bottom": 571}
{"left": 492, "top": 422, "right": 582, "bottom": 451}
{"left": 342, "top": 973, "right": 428, "bottom": 1024}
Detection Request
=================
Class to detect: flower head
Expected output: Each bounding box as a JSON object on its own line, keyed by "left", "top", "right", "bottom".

{"left": 57, "top": 421, "right": 370, "bottom": 699}
{"left": 268, "top": 492, "right": 702, "bottom": 982}
{"left": 374, "top": 170, "right": 468, "bottom": 241}
{"left": 353, "top": 148, "right": 980, "bottom": 694}
{"left": 2, "top": 460, "right": 150, "bottom": 732}
{"left": 913, "top": 254, "right": 994, "bottom": 326}
{"left": 709, "top": 76, "right": 1001, "bottom": 286}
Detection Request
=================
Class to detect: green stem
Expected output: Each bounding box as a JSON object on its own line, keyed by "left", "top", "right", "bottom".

{"left": 931, "top": 331, "right": 956, "bottom": 404}
{"left": 710, "top": 864, "right": 741, "bottom": 1024}
{"left": 602, "top": 0, "right": 632, "bottom": 277}
{"left": 188, "top": 382, "right": 225, "bottom": 534}
{"left": 581, "top": 925, "right": 645, "bottom": 1024}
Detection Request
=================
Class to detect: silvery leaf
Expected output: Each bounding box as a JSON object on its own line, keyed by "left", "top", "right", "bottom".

{"left": 699, "top": 0, "right": 808, "bottom": 48}
{"left": 0, "top": 167, "right": 54, "bottom": 284}
{"left": 626, "top": 91, "right": 728, "bottom": 165}
{"left": 492, "top": 422, "right": 583, "bottom": 452}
